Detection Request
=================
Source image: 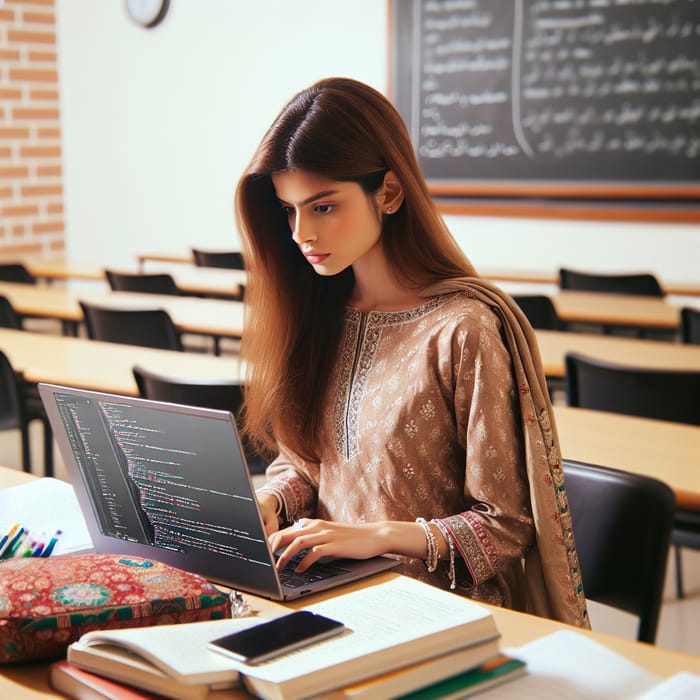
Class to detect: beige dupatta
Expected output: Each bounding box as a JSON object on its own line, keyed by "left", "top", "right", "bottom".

{"left": 423, "top": 277, "right": 590, "bottom": 629}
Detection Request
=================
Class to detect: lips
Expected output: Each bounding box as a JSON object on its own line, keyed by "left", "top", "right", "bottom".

{"left": 305, "top": 253, "right": 330, "bottom": 265}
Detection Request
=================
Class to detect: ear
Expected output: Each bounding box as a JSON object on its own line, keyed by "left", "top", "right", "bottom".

{"left": 377, "top": 170, "right": 404, "bottom": 215}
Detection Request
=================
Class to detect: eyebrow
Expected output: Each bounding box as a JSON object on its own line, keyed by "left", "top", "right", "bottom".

{"left": 278, "top": 189, "right": 339, "bottom": 207}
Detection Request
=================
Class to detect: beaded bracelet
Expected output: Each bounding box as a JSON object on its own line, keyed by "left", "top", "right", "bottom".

{"left": 416, "top": 517, "right": 439, "bottom": 573}
{"left": 432, "top": 519, "right": 456, "bottom": 590}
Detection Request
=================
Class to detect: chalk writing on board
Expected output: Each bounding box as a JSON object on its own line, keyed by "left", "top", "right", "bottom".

{"left": 396, "top": 0, "right": 700, "bottom": 185}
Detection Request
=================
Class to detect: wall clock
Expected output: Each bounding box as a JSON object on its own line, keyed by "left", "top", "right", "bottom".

{"left": 125, "top": 0, "right": 170, "bottom": 29}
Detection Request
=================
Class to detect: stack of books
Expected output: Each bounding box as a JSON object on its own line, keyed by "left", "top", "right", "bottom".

{"left": 52, "top": 576, "right": 524, "bottom": 700}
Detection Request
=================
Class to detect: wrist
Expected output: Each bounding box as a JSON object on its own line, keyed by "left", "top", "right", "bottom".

{"left": 257, "top": 491, "right": 284, "bottom": 520}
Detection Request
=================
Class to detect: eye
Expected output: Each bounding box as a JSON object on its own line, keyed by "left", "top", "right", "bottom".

{"left": 314, "top": 204, "right": 334, "bottom": 214}
{"left": 280, "top": 204, "right": 295, "bottom": 217}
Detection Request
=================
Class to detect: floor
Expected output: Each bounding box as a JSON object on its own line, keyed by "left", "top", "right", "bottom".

{"left": 3, "top": 424, "right": 698, "bottom": 658}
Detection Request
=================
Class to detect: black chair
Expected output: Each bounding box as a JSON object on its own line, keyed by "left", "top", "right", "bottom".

{"left": 565, "top": 352, "right": 700, "bottom": 427}
{"left": 0, "top": 350, "right": 53, "bottom": 476}
{"left": 192, "top": 249, "right": 245, "bottom": 270}
{"left": 80, "top": 301, "right": 184, "bottom": 351}
{"left": 0, "top": 263, "right": 36, "bottom": 284}
{"left": 562, "top": 459, "right": 674, "bottom": 644}
{"left": 558, "top": 268, "right": 664, "bottom": 298}
{"left": 512, "top": 295, "right": 564, "bottom": 331}
{"left": 512, "top": 294, "right": 565, "bottom": 399}
{"left": 680, "top": 307, "right": 700, "bottom": 345}
{"left": 673, "top": 309, "right": 700, "bottom": 599}
{"left": 105, "top": 269, "right": 182, "bottom": 295}
{"left": 132, "top": 364, "right": 268, "bottom": 474}
{"left": 565, "top": 352, "right": 700, "bottom": 600}
{"left": 0, "top": 295, "right": 22, "bottom": 329}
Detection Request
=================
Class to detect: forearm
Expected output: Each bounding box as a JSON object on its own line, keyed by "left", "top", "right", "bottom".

{"left": 378, "top": 520, "right": 449, "bottom": 560}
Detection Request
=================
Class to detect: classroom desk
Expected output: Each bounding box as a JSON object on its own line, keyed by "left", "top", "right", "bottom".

{"left": 535, "top": 329, "right": 700, "bottom": 378}
{"left": 554, "top": 405, "right": 700, "bottom": 511}
{"left": 1, "top": 327, "right": 698, "bottom": 511}
{"left": 137, "top": 251, "right": 195, "bottom": 268}
{"left": 479, "top": 267, "right": 700, "bottom": 298}
{"left": 0, "top": 281, "right": 244, "bottom": 342}
{"left": 0, "top": 328, "right": 243, "bottom": 396}
{"left": 1, "top": 467, "right": 700, "bottom": 699}
{"left": 19, "top": 258, "right": 246, "bottom": 300}
{"left": 4, "top": 278, "right": 681, "bottom": 340}
{"left": 550, "top": 290, "right": 680, "bottom": 331}
{"left": 133, "top": 256, "right": 700, "bottom": 297}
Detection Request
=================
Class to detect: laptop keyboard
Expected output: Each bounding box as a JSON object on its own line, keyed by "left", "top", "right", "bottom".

{"left": 277, "top": 550, "right": 351, "bottom": 589}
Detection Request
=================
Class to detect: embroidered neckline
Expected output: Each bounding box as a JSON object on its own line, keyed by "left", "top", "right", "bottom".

{"left": 344, "top": 293, "right": 458, "bottom": 327}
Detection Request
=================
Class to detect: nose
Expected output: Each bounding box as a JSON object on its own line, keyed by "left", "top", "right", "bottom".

{"left": 290, "top": 211, "right": 315, "bottom": 246}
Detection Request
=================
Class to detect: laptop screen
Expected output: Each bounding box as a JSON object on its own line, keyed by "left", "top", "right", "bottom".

{"left": 39, "top": 384, "right": 284, "bottom": 598}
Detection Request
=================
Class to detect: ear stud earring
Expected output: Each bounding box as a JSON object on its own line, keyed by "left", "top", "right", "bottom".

{"left": 386, "top": 207, "right": 393, "bottom": 214}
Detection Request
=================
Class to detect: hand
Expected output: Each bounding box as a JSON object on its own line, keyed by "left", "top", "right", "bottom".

{"left": 256, "top": 492, "right": 282, "bottom": 537}
{"left": 270, "top": 518, "right": 390, "bottom": 572}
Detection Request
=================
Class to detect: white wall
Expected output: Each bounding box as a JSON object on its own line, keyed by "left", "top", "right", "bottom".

{"left": 55, "top": 1, "right": 699, "bottom": 282}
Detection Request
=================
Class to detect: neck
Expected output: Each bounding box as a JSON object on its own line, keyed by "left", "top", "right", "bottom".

{"left": 349, "top": 248, "right": 423, "bottom": 312}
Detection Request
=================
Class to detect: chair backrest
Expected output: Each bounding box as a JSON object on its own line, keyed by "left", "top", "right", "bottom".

{"left": 133, "top": 364, "right": 244, "bottom": 412}
{"left": 0, "top": 263, "right": 36, "bottom": 284}
{"left": 105, "top": 269, "right": 181, "bottom": 295}
{"left": 192, "top": 249, "right": 245, "bottom": 270}
{"left": 558, "top": 268, "right": 664, "bottom": 297}
{"left": 0, "top": 350, "right": 22, "bottom": 431}
{"left": 132, "top": 364, "right": 267, "bottom": 474}
{"left": 680, "top": 307, "right": 700, "bottom": 345}
{"left": 565, "top": 352, "right": 700, "bottom": 426}
{"left": 0, "top": 295, "right": 22, "bottom": 329}
{"left": 562, "top": 459, "right": 674, "bottom": 643}
{"left": 80, "top": 301, "right": 183, "bottom": 351}
{"left": 512, "top": 294, "right": 564, "bottom": 331}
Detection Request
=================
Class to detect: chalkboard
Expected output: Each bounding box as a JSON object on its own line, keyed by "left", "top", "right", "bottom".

{"left": 390, "top": 0, "right": 700, "bottom": 199}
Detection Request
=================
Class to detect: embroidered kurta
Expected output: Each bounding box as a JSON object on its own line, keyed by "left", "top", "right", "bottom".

{"left": 261, "top": 292, "right": 535, "bottom": 608}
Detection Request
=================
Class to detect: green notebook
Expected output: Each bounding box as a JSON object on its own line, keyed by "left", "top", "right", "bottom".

{"left": 397, "top": 653, "right": 527, "bottom": 700}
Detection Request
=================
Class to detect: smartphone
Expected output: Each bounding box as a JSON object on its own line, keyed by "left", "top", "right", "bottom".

{"left": 207, "top": 610, "right": 346, "bottom": 664}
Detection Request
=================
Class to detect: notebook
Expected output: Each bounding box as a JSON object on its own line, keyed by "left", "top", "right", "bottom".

{"left": 38, "top": 383, "right": 398, "bottom": 600}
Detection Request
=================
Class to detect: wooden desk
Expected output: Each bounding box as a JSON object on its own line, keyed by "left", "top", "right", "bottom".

{"left": 0, "top": 328, "right": 243, "bottom": 396}
{"left": 479, "top": 267, "right": 700, "bottom": 298}
{"left": 20, "top": 258, "right": 245, "bottom": 300}
{"left": 137, "top": 251, "right": 195, "bottom": 268}
{"left": 1, "top": 327, "right": 698, "bottom": 511}
{"left": 549, "top": 290, "right": 680, "bottom": 331}
{"left": 555, "top": 405, "right": 700, "bottom": 511}
{"left": 535, "top": 329, "right": 700, "bottom": 378}
{"left": 1, "top": 465, "right": 699, "bottom": 699}
{"left": 0, "top": 282, "right": 244, "bottom": 342}
{"left": 10, "top": 279, "right": 678, "bottom": 338}
{"left": 132, "top": 257, "right": 700, "bottom": 298}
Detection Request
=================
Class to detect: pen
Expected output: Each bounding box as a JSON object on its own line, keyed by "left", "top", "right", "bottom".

{"left": 1, "top": 527, "right": 25, "bottom": 559}
{"left": 0, "top": 523, "right": 20, "bottom": 556}
{"left": 31, "top": 542, "right": 45, "bottom": 557}
{"left": 41, "top": 529, "right": 63, "bottom": 558}
{"left": 21, "top": 540, "right": 37, "bottom": 557}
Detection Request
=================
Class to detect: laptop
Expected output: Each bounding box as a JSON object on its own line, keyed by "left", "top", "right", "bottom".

{"left": 38, "top": 383, "right": 398, "bottom": 600}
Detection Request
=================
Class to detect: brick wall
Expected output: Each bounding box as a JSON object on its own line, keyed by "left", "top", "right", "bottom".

{"left": 0, "top": 0, "right": 64, "bottom": 259}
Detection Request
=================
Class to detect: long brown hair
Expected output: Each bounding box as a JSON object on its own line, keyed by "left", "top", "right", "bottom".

{"left": 236, "top": 77, "right": 478, "bottom": 461}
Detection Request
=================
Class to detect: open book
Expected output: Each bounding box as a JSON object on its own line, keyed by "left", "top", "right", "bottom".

{"left": 67, "top": 617, "right": 263, "bottom": 700}
{"left": 68, "top": 576, "right": 501, "bottom": 700}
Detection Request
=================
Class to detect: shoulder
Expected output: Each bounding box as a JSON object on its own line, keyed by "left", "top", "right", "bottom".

{"left": 433, "top": 292, "right": 504, "bottom": 339}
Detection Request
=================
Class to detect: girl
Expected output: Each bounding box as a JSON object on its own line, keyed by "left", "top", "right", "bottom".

{"left": 235, "top": 77, "right": 588, "bottom": 627}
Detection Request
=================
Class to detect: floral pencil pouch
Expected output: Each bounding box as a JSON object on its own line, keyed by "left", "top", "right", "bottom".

{"left": 0, "top": 553, "right": 230, "bottom": 663}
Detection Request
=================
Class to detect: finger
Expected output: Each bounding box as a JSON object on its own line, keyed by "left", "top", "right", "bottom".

{"left": 271, "top": 531, "right": 311, "bottom": 570}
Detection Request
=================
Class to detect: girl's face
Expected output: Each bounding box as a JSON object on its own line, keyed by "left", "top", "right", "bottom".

{"left": 272, "top": 169, "right": 384, "bottom": 277}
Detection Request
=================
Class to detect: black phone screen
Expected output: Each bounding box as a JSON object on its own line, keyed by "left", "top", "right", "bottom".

{"left": 207, "top": 611, "right": 345, "bottom": 664}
